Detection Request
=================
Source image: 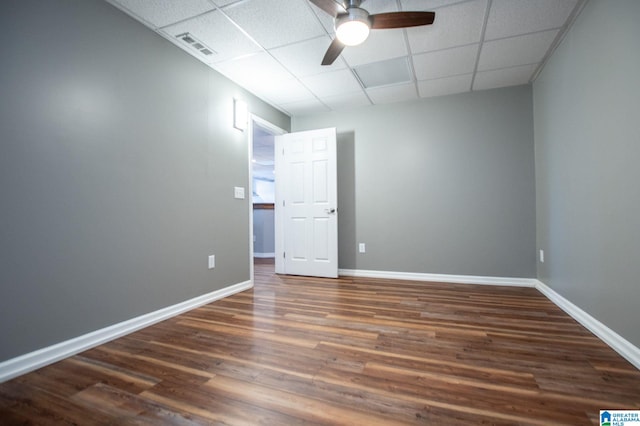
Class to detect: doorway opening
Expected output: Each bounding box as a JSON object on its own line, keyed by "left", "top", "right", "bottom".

{"left": 249, "top": 119, "right": 338, "bottom": 281}
{"left": 249, "top": 116, "right": 286, "bottom": 281}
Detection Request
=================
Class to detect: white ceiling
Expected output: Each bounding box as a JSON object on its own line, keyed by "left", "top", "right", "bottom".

{"left": 106, "top": 0, "right": 585, "bottom": 117}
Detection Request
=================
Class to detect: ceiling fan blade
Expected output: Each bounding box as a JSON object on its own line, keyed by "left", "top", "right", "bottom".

{"left": 308, "top": 0, "right": 347, "bottom": 17}
{"left": 370, "top": 11, "right": 435, "bottom": 29}
{"left": 321, "top": 38, "right": 345, "bottom": 65}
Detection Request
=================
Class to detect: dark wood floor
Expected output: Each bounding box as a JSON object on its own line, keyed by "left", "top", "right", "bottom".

{"left": 1, "top": 261, "right": 639, "bottom": 425}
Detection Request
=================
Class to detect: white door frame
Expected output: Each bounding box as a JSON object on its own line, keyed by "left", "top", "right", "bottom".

{"left": 248, "top": 114, "right": 287, "bottom": 285}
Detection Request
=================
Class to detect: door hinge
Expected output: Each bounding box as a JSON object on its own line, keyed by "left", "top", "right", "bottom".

{"left": 283, "top": 252, "right": 286, "bottom": 259}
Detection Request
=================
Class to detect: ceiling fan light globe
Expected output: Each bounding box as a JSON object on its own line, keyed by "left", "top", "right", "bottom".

{"left": 336, "top": 20, "right": 370, "bottom": 46}
{"left": 335, "top": 8, "right": 371, "bottom": 46}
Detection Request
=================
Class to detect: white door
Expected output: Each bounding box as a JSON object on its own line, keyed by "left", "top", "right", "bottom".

{"left": 275, "top": 128, "right": 338, "bottom": 278}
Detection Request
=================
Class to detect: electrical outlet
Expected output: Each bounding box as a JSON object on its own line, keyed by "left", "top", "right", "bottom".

{"left": 539, "top": 249, "right": 544, "bottom": 263}
{"left": 208, "top": 255, "right": 216, "bottom": 269}
{"left": 358, "top": 243, "right": 366, "bottom": 253}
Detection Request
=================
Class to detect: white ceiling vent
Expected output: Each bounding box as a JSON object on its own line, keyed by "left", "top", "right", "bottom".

{"left": 353, "top": 57, "right": 412, "bottom": 89}
{"left": 176, "top": 32, "right": 216, "bottom": 57}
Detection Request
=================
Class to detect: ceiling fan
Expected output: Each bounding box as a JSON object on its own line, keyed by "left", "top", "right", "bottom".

{"left": 309, "top": 0, "right": 436, "bottom": 65}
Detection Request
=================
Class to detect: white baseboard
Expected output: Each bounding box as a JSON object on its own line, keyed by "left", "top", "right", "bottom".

{"left": 0, "top": 280, "right": 252, "bottom": 383}
{"left": 339, "top": 268, "right": 537, "bottom": 287}
{"left": 535, "top": 280, "right": 640, "bottom": 371}
{"left": 3, "top": 273, "right": 637, "bottom": 383}
{"left": 339, "top": 269, "right": 639, "bottom": 370}
{"left": 253, "top": 252, "right": 275, "bottom": 258}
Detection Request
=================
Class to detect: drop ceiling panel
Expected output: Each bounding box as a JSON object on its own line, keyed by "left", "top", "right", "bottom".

{"left": 111, "top": 0, "right": 215, "bottom": 28}
{"left": 222, "top": 0, "right": 326, "bottom": 49}
{"left": 401, "top": 0, "right": 470, "bottom": 9}
{"left": 301, "top": 69, "right": 363, "bottom": 98}
{"left": 280, "top": 98, "right": 330, "bottom": 116}
{"left": 366, "top": 82, "right": 418, "bottom": 105}
{"left": 478, "top": 29, "right": 558, "bottom": 71}
{"left": 162, "top": 10, "right": 262, "bottom": 63}
{"left": 320, "top": 92, "right": 372, "bottom": 111}
{"left": 358, "top": 0, "right": 399, "bottom": 14}
{"left": 418, "top": 74, "right": 472, "bottom": 98}
{"left": 215, "top": 52, "right": 294, "bottom": 89}
{"left": 308, "top": 2, "right": 336, "bottom": 34}
{"left": 253, "top": 78, "right": 314, "bottom": 105}
{"left": 413, "top": 44, "right": 478, "bottom": 81}
{"left": 485, "top": 0, "right": 577, "bottom": 40}
{"left": 108, "top": 0, "right": 586, "bottom": 116}
{"left": 341, "top": 29, "right": 408, "bottom": 67}
{"left": 269, "top": 36, "right": 346, "bottom": 78}
{"left": 473, "top": 64, "right": 538, "bottom": 91}
{"left": 407, "top": 0, "right": 487, "bottom": 54}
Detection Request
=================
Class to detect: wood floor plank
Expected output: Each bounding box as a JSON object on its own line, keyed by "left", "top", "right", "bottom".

{"left": 0, "top": 381, "right": 114, "bottom": 425}
{"left": 141, "top": 380, "right": 317, "bottom": 426}
{"left": 0, "top": 261, "right": 638, "bottom": 425}
{"left": 204, "top": 374, "right": 408, "bottom": 426}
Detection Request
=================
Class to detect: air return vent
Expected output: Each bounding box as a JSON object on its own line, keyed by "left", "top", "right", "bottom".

{"left": 176, "top": 32, "right": 216, "bottom": 57}
{"left": 354, "top": 56, "right": 412, "bottom": 88}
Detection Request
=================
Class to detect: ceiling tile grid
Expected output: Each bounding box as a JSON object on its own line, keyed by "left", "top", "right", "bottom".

{"left": 366, "top": 82, "right": 418, "bottom": 105}
{"left": 321, "top": 91, "right": 372, "bottom": 111}
{"left": 413, "top": 44, "right": 479, "bottom": 81}
{"left": 341, "top": 30, "right": 409, "bottom": 68}
{"left": 106, "top": 0, "right": 586, "bottom": 116}
{"left": 406, "top": 0, "right": 487, "bottom": 54}
{"left": 222, "top": 0, "right": 326, "bottom": 49}
{"left": 484, "top": 0, "right": 578, "bottom": 40}
{"left": 477, "top": 29, "right": 560, "bottom": 71}
{"left": 418, "top": 73, "right": 473, "bottom": 98}
{"left": 111, "top": 0, "right": 216, "bottom": 28}
{"left": 269, "top": 36, "right": 347, "bottom": 78}
{"left": 473, "top": 63, "right": 539, "bottom": 91}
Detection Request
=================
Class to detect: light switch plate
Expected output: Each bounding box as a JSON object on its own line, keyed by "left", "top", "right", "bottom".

{"left": 234, "top": 186, "right": 245, "bottom": 199}
{"left": 208, "top": 255, "right": 215, "bottom": 269}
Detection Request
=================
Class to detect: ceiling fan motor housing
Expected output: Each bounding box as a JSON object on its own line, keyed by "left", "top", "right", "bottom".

{"left": 336, "top": 7, "right": 371, "bottom": 27}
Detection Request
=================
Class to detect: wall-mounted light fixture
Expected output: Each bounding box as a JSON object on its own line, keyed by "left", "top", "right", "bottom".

{"left": 233, "top": 98, "right": 248, "bottom": 131}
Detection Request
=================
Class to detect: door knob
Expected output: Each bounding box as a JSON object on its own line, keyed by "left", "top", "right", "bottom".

{"left": 326, "top": 208, "right": 336, "bottom": 214}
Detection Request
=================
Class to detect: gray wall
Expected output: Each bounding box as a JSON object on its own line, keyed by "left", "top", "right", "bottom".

{"left": 0, "top": 0, "right": 289, "bottom": 361}
{"left": 533, "top": 0, "right": 640, "bottom": 346}
{"left": 293, "top": 86, "right": 536, "bottom": 278}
